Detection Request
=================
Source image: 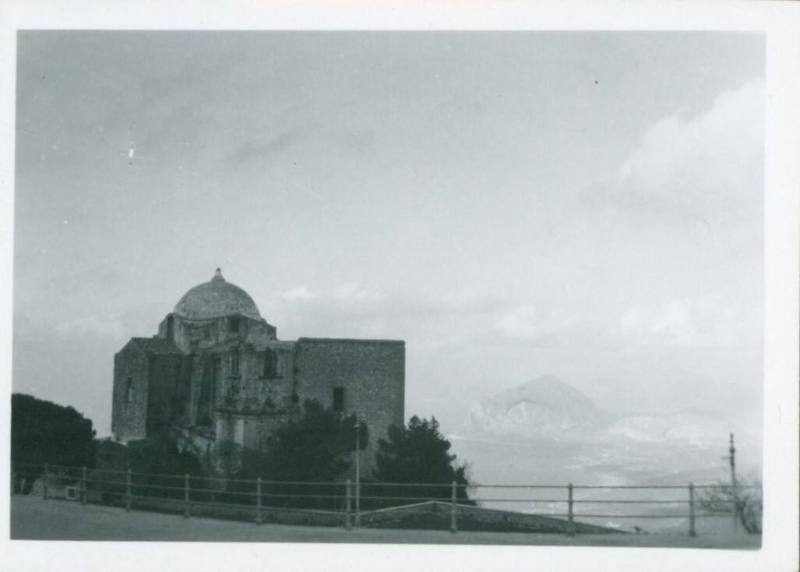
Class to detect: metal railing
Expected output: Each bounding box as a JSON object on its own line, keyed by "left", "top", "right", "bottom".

{"left": 10, "top": 461, "right": 757, "bottom": 536}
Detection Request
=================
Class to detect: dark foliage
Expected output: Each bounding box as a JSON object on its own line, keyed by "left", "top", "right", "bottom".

{"left": 127, "top": 437, "right": 204, "bottom": 476}
{"left": 367, "top": 416, "right": 472, "bottom": 509}
{"left": 125, "top": 437, "right": 206, "bottom": 501}
{"left": 224, "top": 400, "right": 366, "bottom": 509}
{"left": 86, "top": 436, "right": 214, "bottom": 506}
{"left": 263, "top": 399, "right": 367, "bottom": 481}
{"left": 11, "top": 393, "right": 97, "bottom": 493}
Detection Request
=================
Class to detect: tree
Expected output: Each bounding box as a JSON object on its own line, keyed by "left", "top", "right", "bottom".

{"left": 228, "top": 399, "right": 367, "bottom": 508}
{"left": 369, "top": 416, "right": 472, "bottom": 508}
{"left": 259, "top": 399, "right": 366, "bottom": 482}
{"left": 11, "top": 393, "right": 97, "bottom": 493}
{"left": 127, "top": 436, "right": 204, "bottom": 478}
{"left": 124, "top": 436, "right": 206, "bottom": 501}
{"left": 697, "top": 477, "right": 762, "bottom": 534}
{"left": 214, "top": 439, "right": 244, "bottom": 477}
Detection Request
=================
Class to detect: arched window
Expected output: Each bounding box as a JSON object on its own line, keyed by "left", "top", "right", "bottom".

{"left": 126, "top": 377, "right": 134, "bottom": 403}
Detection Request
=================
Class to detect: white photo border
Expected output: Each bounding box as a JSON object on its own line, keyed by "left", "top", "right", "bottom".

{"left": 0, "top": 2, "right": 797, "bottom": 571}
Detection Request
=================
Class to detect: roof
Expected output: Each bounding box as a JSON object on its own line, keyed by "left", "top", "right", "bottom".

{"left": 297, "top": 337, "right": 404, "bottom": 345}
{"left": 173, "top": 268, "right": 262, "bottom": 321}
{"left": 130, "top": 337, "right": 183, "bottom": 355}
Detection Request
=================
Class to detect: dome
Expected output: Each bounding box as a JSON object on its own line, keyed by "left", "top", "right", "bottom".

{"left": 174, "top": 269, "right": 262, "bottom": 321}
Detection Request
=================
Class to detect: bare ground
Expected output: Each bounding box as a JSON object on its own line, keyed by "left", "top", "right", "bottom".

{"left": 9, "top": 495, "right": 760, "bottom": 549}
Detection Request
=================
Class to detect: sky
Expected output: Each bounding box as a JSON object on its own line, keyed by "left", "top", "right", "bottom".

{"left": 13, "top": 31, "right": 764, "bottom": 443}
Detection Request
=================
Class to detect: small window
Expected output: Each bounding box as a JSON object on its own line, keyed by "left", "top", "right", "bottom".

{"left": 332, "top": 386, "right": 345, "bottom": 413}
{"left": 263, "top": 349, "right": 278, "bottom": 378}
{"left": 213, "top": 357, "right": 221, "bottom": 382}
{"left": 126, "top": 377, "right": 134, "bottom": 403}
{"left": 228, "top": 316, "right": 240, "bottom": 333}
{"left": 230, "top": 348, "right": 240, "bottom": 377}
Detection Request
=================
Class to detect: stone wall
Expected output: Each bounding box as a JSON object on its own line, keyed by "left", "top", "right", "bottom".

{"left": 145, "top": 354, "right": 192, "bottom": 437}
{"left": 158, "top": 313, "right": 277, "bottom": 355}
{"left": 112, "top": 343, "right": 149, "bottom": 442}
{"left": 294, "top": 338, "right": 405, "bottom": 476}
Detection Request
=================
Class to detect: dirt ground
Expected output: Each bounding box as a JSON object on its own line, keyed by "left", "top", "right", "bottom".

{"left": 9, "top": 495, "right": 760, "bottom": 549}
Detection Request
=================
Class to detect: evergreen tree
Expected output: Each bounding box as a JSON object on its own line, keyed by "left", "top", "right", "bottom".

{"left": 11, "top": 393, "right": 97, "bottom": 492}
{"left": 369, "top": 416, "right": 471, "bottom": 507}
{"left": 261, "top": 399, "right": 367, "bottom": 481}
{"left": 231, "top": 399, "right": 367, "bottom": 509}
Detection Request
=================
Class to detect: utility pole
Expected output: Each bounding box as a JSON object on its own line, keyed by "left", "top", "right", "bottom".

{"left": 721, "top": 433, "right": 738, "bottom": 532}
{"left": 354, "top": 413, "right": 361, "bottom": 528}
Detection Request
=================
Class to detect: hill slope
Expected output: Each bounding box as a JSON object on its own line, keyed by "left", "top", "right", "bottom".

{"left": 467, "top": 375, "right": 606, "bottom": 440}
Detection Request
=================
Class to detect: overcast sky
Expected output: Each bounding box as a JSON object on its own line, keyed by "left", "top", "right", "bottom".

{"left": 13, "top": 32, "right": 764, "bottom": 439}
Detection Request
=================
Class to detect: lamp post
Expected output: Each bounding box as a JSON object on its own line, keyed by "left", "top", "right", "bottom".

{"left": 722, "top": 433, "right": 738, "bottom": 533}
{"left": 728, "top": 433, "right": 737, "bottom": 492}
{"left": 354, "top": 413, "right": 361, "bottom": 527}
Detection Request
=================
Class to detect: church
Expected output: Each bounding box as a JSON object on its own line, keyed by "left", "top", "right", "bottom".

{"left": 111, "top": 269, "right": 405, "bottom": 473}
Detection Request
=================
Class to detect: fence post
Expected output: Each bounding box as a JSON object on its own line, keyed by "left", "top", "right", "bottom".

{"left": 81, "top": 466, "right": 87, "bottom": 505}
{"left": 354, "top": 479, "right": 361, "bottom": 528}
{"left": 255, "top": 477, "right": 263, "bottom": 525}
{"left": 688, "top": 482, "right": 696, "bottom": 537}
{"left": 125, "top": 469, "right": 131, "bottom": 512}
{"left": 567, "top": 483, "right": 575, "bottom": 537}
{"left": 183, "top": 473, "right": 190, "bottom": 518}
{"left": 43, "top": 464, "right": 49, "bottom": 500}
{"left": 345, "top": 480, "right": 352, "bottom": 530}
{"left": 450, "top": 481, "right": 458, "bottom": 533}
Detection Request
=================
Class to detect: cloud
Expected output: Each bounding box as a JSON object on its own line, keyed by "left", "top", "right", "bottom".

{"left": 618, "top": 295, "right": 758, "bottom": 348}
{"left": 266, "top": 282, "right": 758, "bottom": 353}
{"left": 54, "top": 314, "right": 127, "bottom": 339}
{"left": 492, "top": 304, "right": 579, "bottom": 347}
{"left": 278, "top": 286, "right": 317, "bottom": 302}
{"left": 271, "top": 283, "right": 503, "bottom": 318}
{"left": 335, "top": 129, "right": 376, "bottom": 155}
{"left": 587, "top": 78, "right": 764, "bottom": 224}
{"left": 332, "top": 282, "right": 385, "bottom": 302}
{"left": 265, "top": 284, "right": 587, "bottom": 352}
{"left": 227, "top": 125, "right": 315, "bottom": 167}
{"left": 263, "top": 284, "right": 511, "bottom": 348}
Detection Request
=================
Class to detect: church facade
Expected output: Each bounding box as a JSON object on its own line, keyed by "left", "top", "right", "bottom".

{"left": 111, "top": 269, "right": 405, "bottom": 474}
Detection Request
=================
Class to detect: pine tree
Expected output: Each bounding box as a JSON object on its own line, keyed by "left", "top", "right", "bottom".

{"left": 370, "top": 416, "right": 471, "bottom": 507}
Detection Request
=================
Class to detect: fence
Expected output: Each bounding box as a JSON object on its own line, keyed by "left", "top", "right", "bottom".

{"left": 10, "top": 461, "right": 756, "bottom": 536}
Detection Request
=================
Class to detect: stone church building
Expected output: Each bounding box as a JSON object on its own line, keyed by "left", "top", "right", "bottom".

{"left": 111, "top": 269, "right": 405, "bottom": 474}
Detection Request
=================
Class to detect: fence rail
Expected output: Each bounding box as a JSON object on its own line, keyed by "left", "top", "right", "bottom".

{"left": 10, "top": 461, "right": 755, "bottom": 536}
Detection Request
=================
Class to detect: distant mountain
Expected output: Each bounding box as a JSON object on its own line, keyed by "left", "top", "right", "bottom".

{"left": 466, "top": 375, "right": 607, "bottom": 440}
{"left": 606, "top": 411, "right": 732, "bottom": 448}
{"left": 453, "top": 375, "right": 760, "bottom": 535}
{"left": 464, "top": 375, "right": 738, "bottom": 449}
